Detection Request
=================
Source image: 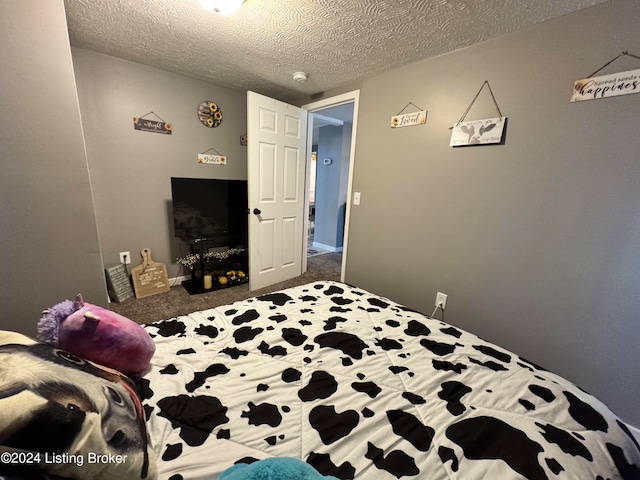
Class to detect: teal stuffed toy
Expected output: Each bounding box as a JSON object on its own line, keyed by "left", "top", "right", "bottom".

{"left": 220, "top": 458, "right": 340, "bottom": 480}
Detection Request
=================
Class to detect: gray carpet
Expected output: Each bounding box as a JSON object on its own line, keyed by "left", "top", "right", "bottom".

{"left": 110, "top": 253, "right": 342, "bottom": 325}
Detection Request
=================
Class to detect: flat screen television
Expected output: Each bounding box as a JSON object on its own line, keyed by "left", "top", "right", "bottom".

{"left": 171, "top": 177, "right": 248, "bottom": 243}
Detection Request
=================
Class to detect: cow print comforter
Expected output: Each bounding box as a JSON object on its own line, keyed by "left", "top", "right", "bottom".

{"left": 140, "top": 281, "right": 640, "bottom": 479}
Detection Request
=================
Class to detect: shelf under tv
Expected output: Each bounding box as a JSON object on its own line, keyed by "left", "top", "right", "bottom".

{"left": 179, "top": 235, "right": 248, "bottom": 296}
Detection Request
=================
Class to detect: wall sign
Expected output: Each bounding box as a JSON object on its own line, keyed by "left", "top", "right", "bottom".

{"left": 570, "top": 51, "right": 640, "bottom": 103}
{"left": 450, "top": 117, "right": 506, "bottom": 146}
{"left": 571, "top": 68, "right": 640, "bottom": 102}
{"left": 391, "top": 101, "right": 427, "bottom": 128}
{"left": 133, "top": 112, "right": 172, "bottom": 134}
{"left": 391, "top": 110, "right": 427, "bottom": 128}
{"left": 198, "top": 153, "right": 227, "bottom": 165}
{"left": 198, "top": 101, "right": 223, "bottom": 127}
{"left": 450, "top": 81, "right": 506, "bottom": 147}
{"left": 198, "top": 147, "right": 226, "bottom": 165}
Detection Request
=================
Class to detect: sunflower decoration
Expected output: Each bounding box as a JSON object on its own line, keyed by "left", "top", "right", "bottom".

{"left": 210, "top": 267, "right": 248, "bottom": 287}
{"left": 198, "top": 100, "right": 223, "bottom": 128}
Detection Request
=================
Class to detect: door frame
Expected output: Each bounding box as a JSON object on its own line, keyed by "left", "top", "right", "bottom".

{"left": 302, "top": 90, "right": 360, "bottom": 282}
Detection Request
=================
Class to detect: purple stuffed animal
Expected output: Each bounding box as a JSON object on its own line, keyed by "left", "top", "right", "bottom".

{"left": 38, "top": 294, "right": 155, "bottom": 377}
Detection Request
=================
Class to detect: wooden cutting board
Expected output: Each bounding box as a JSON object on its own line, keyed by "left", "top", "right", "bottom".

{"left": 131, "top": 248, "right": 170, "bottom": 299}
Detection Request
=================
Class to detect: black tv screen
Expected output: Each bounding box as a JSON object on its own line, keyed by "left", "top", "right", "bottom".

{"left": 171, "top": 177, "right": 248, "bottom": 242}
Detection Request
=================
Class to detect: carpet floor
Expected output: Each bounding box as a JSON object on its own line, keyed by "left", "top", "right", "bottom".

{"left": 110, "top": 252, "right": 342, "bottom": 325}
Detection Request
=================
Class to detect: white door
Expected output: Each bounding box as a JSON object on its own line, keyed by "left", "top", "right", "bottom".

{"left": 247, "top": 91, "right": 308, "bottom": 290}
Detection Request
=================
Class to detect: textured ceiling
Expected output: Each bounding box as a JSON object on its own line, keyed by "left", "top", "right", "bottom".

{"left": 64, "top": 0, "right": 608, "bottom": 104}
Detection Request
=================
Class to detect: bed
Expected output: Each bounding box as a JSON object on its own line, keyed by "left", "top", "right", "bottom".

{"left": 140, "top": 280, "right": 640, "bottom": 479}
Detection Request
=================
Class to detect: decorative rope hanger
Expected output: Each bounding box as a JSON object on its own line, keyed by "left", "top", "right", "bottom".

{"left": 137, "top": 111, "right": 168, "bottom": 123}
{"left": 449, "top": 81, "right": 507, "bottom": 146}
{"left": 586, "top": 51, "right": 640, "bottom": 78}
{"left": 396, "top": 101, "right": 425, "bottom": 115}
{"left": 201, "top": 147, "right": 224, "bottom": 156}
{"left": 455, "top": 80, "right": 503, "bottom": 127}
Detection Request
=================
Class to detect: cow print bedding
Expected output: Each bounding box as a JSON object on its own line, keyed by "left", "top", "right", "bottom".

{"left": 139, "top": 281, "right": 640, "bottom": 479}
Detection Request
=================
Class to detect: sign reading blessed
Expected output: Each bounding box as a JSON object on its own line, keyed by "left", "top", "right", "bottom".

{"left": 133, "top": 116, "right": 172, "bottom": 135}
{"left": 198, "top": 153, "right": 227, "bottom": 165}
{"left": 391, "top": 110, "right": 427, "bottom": 128}
{"left": 571, "top": 68, "right": 640, "bottom": 102}
{"left": 450, "top": 117, "right": 506, "bottom": 146}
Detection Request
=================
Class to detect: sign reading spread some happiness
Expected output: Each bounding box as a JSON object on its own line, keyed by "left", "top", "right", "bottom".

{"left": 391, "top": 110, "right": 427, "bottom": 128}
{"left": 571, "top": 68, "right": 640, "bottom": 102}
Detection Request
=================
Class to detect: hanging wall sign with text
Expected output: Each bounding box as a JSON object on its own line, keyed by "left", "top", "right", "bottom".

{"left": 198, "top": 101, "right": 223, "bottom": 127}
{"left": 133, "top": 117, "right": 172, "bottom": 134}
{"left": 571, "top": 68, "right": 640, "bottom": 102}
{"left": 198, "top": 153, "right": 227, "bottom": 165}
{"left": 391, "top": 110, "right": 427, "bottom": 128}
{"left": 450, "top": 81, "right": 506, "bottom": 147}
{"left": 450, "top": 117, "right": 506, "bottom": 146}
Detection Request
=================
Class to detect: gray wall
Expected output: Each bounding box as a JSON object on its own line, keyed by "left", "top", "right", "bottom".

{"left": 344, "top": 0, "right": 640, "bottom": 426}
{"left": 0, "top": 0, "right": 106, "bottom": 336}
{"left": 71, "top": 49, "right": 248, "bottom": 277}
{"left": 3, "top": 0, "right": 638, "bottom": 428}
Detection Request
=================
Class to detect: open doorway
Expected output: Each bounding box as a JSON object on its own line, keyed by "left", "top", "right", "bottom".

{"left": 307, "top": 103, "right": 354, "bottom": 262}
{"left": 302, "top": 91, "right": 359, "bottom": 282}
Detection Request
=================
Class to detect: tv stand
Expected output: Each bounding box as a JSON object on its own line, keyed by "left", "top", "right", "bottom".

{"left": 180, "top": 235, "right": 248, "bottom": 295}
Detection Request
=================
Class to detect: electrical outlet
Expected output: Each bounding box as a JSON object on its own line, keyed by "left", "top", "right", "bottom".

{"left": 435, "top": 292, "right": 448, "bottom": 309}
{"left": 119, "top": 251, "right": 131, "bottom": 264}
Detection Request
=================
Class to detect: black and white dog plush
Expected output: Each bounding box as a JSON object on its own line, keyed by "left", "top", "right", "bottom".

{"left": 0, "top": 331, "right": 156, "bottom": 479}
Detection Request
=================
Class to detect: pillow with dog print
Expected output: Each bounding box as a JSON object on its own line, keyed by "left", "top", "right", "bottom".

{"left": 0, "top": 330, "right": 157, "bottom": 479}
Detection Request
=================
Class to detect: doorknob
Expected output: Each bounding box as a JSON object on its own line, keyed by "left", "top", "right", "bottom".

{"left": 253, "top": 208, "right": 262, "bottom": 215}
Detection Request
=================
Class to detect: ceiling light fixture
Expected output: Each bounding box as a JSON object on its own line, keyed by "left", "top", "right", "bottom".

{"left": 197, "top": 0, "right": 245, "bottom": 15}
{"left": 293, "top": 71, "right": 308, "bottom": 83}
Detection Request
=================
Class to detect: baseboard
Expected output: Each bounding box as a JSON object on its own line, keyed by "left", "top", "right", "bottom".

{"left": 312, "top": 241, "right": 343, "bottom": 253}
{"left": 169, "top": 274, "right": 191, "bottom": 285}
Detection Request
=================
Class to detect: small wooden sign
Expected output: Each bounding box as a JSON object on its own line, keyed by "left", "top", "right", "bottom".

{"left": 571, "top": 68, "right": 640, "bottom": 102}
{"left": 131, "top": 248, "right": 170, "bottom": 299}
{"left": 133, "top": 117, "right": 172, "bottom": 134}
{"left": 198, "top": 153, "right": 227, "bottom": 165}
{"left": 391, "top": 110, "right": 427, "bottom": 128}
{"left": 450, "top": 117, "right": 506, "bottom": 146}
{"left": 105, "top": 264, "right": 134, "bottom": 303}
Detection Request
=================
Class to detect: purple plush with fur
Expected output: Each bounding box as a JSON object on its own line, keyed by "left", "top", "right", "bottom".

{"left": 38, "top": 294, "right": 155, "bottom": 377}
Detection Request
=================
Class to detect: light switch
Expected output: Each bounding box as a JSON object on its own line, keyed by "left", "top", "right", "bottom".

{"left": 353, "top": 192, "right": 361, "bottom": 205}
